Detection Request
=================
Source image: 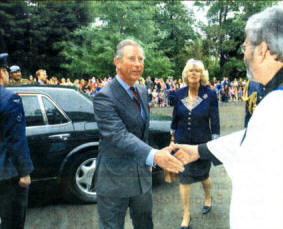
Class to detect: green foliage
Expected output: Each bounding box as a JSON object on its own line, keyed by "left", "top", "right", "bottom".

{"left": 58, "top": 26, "right": 120, "bottom": 78}
{"left": 0, "top": 0, "right": 30, "bottom": 74}
{"left": 2, "top": 0, "right": 280, "bottom": 80}
{"left": 0, "top": 0, "right": 94, "bottom": 77}
{"left": 153, "top": 1, "right": 197, "bottom": 77}
{"left": 223, "top": 57, "right": 246, "bottom": 79}
{"left": 94, "top": 1, "right": 156, "bottom": 44}
{"left": 199, "top": 0, "right": 277, "bottom": 80}
{"left": 58, "top": 1, "right": 181, "bottom": 79}
{"left": 143, "top": 43, "right": 174, "bottom": 78}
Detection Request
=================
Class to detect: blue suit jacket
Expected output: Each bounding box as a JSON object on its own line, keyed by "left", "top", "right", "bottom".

{"left": 0, "top": 85, "right": 33, "bottom": 181}
{"left": 170, "top": 86, "right": 220, "bottom": 144}
{"left": 93, "top": 78, "right": 152, "bottom": 198}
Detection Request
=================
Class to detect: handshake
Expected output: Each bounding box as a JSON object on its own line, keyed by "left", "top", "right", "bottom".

{"left": 154, "top": 144, "right": 200, "bottom": 174}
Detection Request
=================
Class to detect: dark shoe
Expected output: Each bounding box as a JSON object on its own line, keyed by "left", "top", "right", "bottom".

{"left": 179, "top": 217, "right": 191, "bottom": 229}
{"left": 202, "top": 205, "right": 212, "bottom": 214}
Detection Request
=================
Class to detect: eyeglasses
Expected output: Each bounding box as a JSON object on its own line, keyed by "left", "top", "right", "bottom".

{"left": 240, "top": 44, "right": 246, "bottom": 53}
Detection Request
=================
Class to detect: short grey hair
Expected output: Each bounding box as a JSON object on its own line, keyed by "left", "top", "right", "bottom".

{"left": 245, "top": 5, "right": 283, "bottom": 62}
{"left": 114, "top": 39, "right": 145, "bottom": 60}
{"left": 182, "top": 58, "right": 209, "bottom": 86}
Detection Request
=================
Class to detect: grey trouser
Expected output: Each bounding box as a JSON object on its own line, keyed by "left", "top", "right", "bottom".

{"left": 97, "top": 189, "right": 153, "bottom": 229}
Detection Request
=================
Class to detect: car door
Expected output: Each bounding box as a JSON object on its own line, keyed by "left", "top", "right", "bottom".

{"left": 21, "top": 93, "right": 74, "bottom": 180}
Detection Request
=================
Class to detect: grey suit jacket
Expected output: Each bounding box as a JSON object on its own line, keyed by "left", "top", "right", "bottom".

{"left": 93, "top": 78, "right": 152, "bottom": 198}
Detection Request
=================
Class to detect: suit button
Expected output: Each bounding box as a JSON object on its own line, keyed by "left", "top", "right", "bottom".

{"left": 188, "top": 117, "right": 191, "bottom": 120}
{"left": 188, "top": 122, "right": 191, "bottom": 125}
{"left": 188, "top": 128, "right": 191, "bottom": 130}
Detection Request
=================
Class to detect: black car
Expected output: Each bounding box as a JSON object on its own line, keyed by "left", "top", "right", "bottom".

{"left": 7, "top": 85, "right": 171, "bottom": 203}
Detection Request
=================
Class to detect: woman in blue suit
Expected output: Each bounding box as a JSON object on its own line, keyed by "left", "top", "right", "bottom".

{"left": 169, "top": 59, "right": 220, "bottom": 229}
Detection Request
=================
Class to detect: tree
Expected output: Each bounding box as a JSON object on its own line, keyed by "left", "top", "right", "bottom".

{"left": 59, "top": 1, "right": 174, "bottom": 79}
{"left": 59, "top": 26, "right": 121, "bottom": 78}
{"left": 0, "top": 1, "right": 94, "bottom": 77}
{"left": 195, "top": 0, "right": 277, "bottom": 80}
{"left": 0, "top": 0, "right": 30, "bottom": 74}
{"left": 153, "top": 1, "right": 197, "bottom": 77}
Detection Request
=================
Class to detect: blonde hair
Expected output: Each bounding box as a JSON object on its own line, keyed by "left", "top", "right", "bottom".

{"left": 36, "top": 69, "right": 46, "bottom": 78}
{"left": 182, "top": 59, "right": 209, "bottom": 86}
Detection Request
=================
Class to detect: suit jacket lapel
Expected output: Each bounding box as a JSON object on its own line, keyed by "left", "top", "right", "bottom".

{"left": 111, "top": 78, "right": 131, "bottom": 106}
{"left": 111, "top": 79, "right": 144, "bottom": 123}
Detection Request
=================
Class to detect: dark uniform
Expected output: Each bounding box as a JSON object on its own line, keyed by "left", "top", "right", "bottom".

{"left": 243, "top": 80, "right": 264, "bottom": 127}
{"left": 9, "top": 78, "right": 31, "bottom": 85}
{"left": 9, "top": 65, "right": 31, "bottom": 85}
{"left": 0, "top": 53, "right": 34, "bottom": 229}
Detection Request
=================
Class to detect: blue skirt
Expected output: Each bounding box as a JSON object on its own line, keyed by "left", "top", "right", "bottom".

{"left": 179, "top": 159, "right": 211, "bottom": 184}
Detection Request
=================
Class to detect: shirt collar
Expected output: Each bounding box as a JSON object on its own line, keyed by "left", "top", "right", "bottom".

{"left": 264, "top": 67, "right": 283, "bottom": 95}
{"left": 115, "top": 74, "right": 136, "bottom": 98}
{"left": 38, "top": 80, "right": 45, "bottom": 85}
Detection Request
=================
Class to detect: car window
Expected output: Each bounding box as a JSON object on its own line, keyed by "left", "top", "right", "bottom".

{"left": 21, "top": 95, "right": 45, "bottom": 127}
{"left": 48, "top": 89, "right": 95, "bottom": 122}
{"left": 42, "top": 97, "right": 68, "bottom": 125}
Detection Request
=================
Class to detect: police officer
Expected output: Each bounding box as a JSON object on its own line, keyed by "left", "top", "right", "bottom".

{"left": 0, "top": 53, "right": 34, "bottom": 229}
{"left": 9, "top": 65, "right": 30, "bottom": 85}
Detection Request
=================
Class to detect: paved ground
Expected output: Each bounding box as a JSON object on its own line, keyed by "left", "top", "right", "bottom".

{"left": 25, "top": 102, "right": 245, "bottom": 229}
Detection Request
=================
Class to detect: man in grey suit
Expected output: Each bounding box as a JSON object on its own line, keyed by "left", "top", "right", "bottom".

{"left": 93, "top": 39, "right": 185, "bottom": 229}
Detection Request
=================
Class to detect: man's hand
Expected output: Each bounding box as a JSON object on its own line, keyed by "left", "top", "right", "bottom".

{"left": 18, "top": 175, "right": 31, "bottom": 188}
{"left": 169, "top": 144, "right": 200, "bottom": 165}
{"left": 154, "top": 147, "right": 185, "bottom": 173}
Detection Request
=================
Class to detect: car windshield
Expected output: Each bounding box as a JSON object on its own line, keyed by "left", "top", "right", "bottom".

{"left": 81, "top": 91, "right": 93, "bottom": 101}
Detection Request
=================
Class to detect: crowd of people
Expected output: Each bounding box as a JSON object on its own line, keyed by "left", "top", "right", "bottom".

{"left": 9, "top": 64, "right": 248, "bottom": 107}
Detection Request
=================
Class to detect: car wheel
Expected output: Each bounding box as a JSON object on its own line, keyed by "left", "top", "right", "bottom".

{"left": 62, "top": 151, "right": 97, "bottom": 203}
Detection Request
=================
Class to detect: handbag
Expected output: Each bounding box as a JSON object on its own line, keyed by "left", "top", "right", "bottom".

{"left": 163, "top": 169, "right": 178, "bottom": 183}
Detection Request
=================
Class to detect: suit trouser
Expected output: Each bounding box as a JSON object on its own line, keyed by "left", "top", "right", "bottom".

{"left": 97, "top": 189, "right": 153, "bottom": 229}
{"left": 0, "top": 177, "right": 29, "bottom": 229}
